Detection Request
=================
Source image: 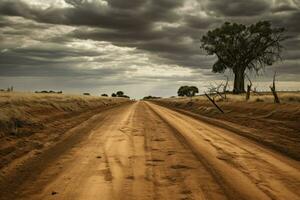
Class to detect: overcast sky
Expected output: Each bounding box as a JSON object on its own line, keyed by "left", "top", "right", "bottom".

{"left": 0, "top": 0, "right": 299, "bottom": 98}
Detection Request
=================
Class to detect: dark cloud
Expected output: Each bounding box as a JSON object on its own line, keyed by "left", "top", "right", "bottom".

{"left": 0, "top": 1, "right": 33, "bottom": 17}
{"left": 184, "top": 15, "right": 221, "bottom": 29}
{"left": 0, "top": 0, "right": 299, "bottom": 96}
{"left": 106, "top": 0, "right": 145, "bottom": 9}
{"left": 273, "top": 60, "right": 300, "bottom": 74}
{"left": 0, "top": 0, "right": 182, "bottom": 30}
{"left": 274, "top": 11, "right": 300, "bottom": 33}
{"left": 272, "top": 4, "right": 298, "bottom": 13}
{"left": 204, "top": 0, "right": 271, "bottom": 16}
{"left": 0, "top": 64, "right": 134, "bottom": 77}
{"left": 0, "top": 44, "right": 137, "bottom": 78}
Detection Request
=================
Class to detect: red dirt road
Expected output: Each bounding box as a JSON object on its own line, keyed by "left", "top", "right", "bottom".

{"left": 1, "top": 102, "right": 299, "bottom": 200}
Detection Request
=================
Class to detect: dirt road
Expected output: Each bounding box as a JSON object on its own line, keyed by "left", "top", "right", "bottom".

{"left": 1, "top": 102, "right": 299, "bottom": 200}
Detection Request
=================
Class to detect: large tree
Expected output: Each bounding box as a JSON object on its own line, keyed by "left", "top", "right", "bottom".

{"left": 201, "top": 21, "right": 286, "bottom": 93}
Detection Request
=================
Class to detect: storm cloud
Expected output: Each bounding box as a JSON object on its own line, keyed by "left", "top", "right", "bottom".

{"left": 0, "top": 0, "right": 299, "bottom": 97}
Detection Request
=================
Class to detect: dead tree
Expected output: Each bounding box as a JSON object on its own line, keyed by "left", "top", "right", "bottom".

{"left": 245, "top": 74, "right": 252, "bottom": 101}
{"left": 270, "top": 72, "right": 280, "bottom": 104}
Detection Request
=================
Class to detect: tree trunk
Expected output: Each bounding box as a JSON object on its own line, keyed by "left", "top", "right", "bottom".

{"left": 233, "top": 70, "right": 245, "bottom": 94}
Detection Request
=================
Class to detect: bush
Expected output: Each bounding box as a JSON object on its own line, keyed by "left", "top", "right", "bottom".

{"left": 35, "top": 90, "right": 63, "bottom": 94}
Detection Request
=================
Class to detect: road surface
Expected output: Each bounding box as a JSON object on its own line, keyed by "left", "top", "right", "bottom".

{"left": 1, "top": 101, "right": 300, "bottom": 200}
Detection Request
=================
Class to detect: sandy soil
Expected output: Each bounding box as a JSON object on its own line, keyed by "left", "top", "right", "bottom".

{"left": 0, "top": 102, "right": 299, "bottom": 200}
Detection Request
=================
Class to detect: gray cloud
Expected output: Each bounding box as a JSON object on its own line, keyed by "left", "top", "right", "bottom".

{"left": 203, "top": 0, "right": 271, "bottom": 17}
{"left": 0, "top": 0, "right": 299, "bottom": 97}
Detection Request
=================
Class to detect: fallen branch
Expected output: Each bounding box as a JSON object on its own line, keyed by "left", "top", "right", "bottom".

{"left": 204, "top": 93, "right": 224, "bottom": 113}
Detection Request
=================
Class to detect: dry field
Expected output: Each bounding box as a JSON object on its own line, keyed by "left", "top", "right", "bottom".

{"left": 152, "top": 92, "right": 300, "bottom": 160}
{"left": 0, "top": 92, "right": 299, "bottom": 200}
{"left": 0, "top": 92, "right": 130, "bottom": 171}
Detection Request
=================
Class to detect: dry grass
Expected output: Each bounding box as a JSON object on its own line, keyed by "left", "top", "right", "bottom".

{"left": 0, "top": 91, "right": 115, "bottom": 105}
{"left": 0, "top": 91, "right": 131, "bottom": 169}
{"left": 163, "top": 91, "right": 300, "bottom": 103}
{"left": 0, "top": 92, "right": 129, "bottom": 137}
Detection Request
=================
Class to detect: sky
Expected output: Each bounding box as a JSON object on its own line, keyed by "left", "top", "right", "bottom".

{"left": 0, "top": 0, "right": 299, "bottom": 98}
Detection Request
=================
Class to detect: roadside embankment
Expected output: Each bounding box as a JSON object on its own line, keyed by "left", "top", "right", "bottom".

{"left": 150, "top": 93, "right": 300, "bottom": 160}
{"left": 0, "top": 92, "right": 131, "bottom": 170}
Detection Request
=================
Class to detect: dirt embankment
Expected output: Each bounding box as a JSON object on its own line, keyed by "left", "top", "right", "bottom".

{"left": 0, "top": 92, "right": 131, "bottom": 170}
{"left": 151, "top": 93, "right": 300, "bottom": 160}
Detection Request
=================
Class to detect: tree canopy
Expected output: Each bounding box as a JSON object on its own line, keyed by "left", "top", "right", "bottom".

{"left": 111, "top": 91, "right": 130, "bottom": 98}
{"left": 177, "top": 86, "right": 199, "bottom": 97}
{"left": 116, "top": 91, "right": 124, "bottom": 97}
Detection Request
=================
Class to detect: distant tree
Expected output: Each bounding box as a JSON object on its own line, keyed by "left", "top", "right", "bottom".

{"left": 189, "top": 86, "right": 199, "bottom": 97}
{"left": 111, "top": 91, "right": 130, "bottom": 98}
{"left": 177, "top": 86, "right": 199, "bottom": 97}
{"left": 101, "top": 94, "right": 108, "bottom": 97}
{"left": 178, "top": 86, "right": 189, "bottom": 97}
{"left": 83, "top": 93, "right": 90, "bottom": 96}
{"left": 116, "top": 91, "right": 124, "bottom": 97}
{"left": 143, "top": 96, "right": 161, "bottom": 100}
{"left": 201, "top": 21, "right": 286, "bottom": 94}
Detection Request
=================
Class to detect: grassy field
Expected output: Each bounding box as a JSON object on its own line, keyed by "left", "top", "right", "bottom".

{"left": 151, "top": 92, "right": 300, "bottom": 160}
{"left": 0, "top": 92, "right": 130, "bottom": 136}
{"left": 0, "top": 92, "right": 131, "bottom": 170}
